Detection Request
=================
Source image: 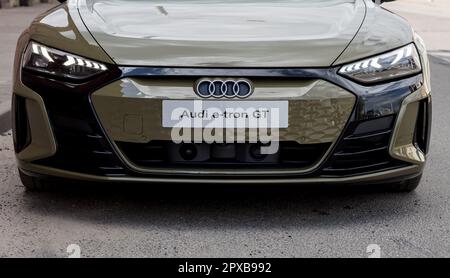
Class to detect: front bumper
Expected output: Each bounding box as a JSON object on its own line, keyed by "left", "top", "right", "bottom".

{"left": 13, "top": 61, "right": 431, "bottom": 184}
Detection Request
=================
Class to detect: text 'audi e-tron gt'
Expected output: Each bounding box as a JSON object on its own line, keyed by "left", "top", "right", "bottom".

{"left": 13, "top": 0, "right": 431, "bottom": 191}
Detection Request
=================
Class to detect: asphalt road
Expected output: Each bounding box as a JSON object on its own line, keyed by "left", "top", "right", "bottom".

{"left": 0, "top": 4, "right": 449, "bottom": 258}
{"left": 0, "top": 56, "right": 448, "bottom": 258}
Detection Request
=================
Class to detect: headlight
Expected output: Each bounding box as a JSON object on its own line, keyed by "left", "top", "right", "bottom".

{"left": 338, "top": 44, "right": 422, "bottom": 84}
{"left": 22, "top": 41, "right": 108, "bottom": 81}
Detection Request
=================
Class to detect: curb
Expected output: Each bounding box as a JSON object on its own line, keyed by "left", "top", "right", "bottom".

{"left": 0, "top": 100, "right": 11, "bottom": 116}
{"left": 429, "top": 54, "right": 450, "bottom": 65}
{"left": 0, "top": 100, "right": 12, "bottom": 133}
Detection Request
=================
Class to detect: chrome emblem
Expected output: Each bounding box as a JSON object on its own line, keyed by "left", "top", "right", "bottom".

{"left": 195, "top": 78, "right": 254, "bottom": 98}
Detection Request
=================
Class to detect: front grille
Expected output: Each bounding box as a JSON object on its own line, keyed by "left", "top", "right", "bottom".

{"left": 19, "top": 65, "right": 426, "bottom": 180}
{"left": 322, "top": 115, "right": 409, "bottom": 176}
{"left": 117, "top": 140, "right": 331, "bottom": 170}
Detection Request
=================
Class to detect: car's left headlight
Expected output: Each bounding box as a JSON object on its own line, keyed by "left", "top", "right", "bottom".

{"left": 22, "top": 41, "right": 108, "bottom": 81}
{"left": 338, "top": 44, "right": 422, "bottom": 84}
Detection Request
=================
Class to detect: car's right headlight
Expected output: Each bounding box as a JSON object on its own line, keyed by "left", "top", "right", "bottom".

{"left": 22, "top": 41, "right": 108, "bottom": 81}
{"left": 338, "top": 44, "right": 422, "bottom": 84}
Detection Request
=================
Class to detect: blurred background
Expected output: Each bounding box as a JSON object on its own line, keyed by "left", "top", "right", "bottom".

{"left": 0, "top": 0, "right": 56, "bottom": 8}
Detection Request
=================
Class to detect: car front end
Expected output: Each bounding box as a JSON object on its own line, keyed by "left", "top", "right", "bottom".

{"left": 13, "top": 0, "right": 431, "bottom": 189}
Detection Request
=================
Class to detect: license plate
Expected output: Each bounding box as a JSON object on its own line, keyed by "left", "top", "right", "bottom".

{"left": 162, "top": 100, "right": 288, "bottom": 128}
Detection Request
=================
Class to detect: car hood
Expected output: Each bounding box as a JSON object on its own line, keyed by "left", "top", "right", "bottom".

{"left": 78, "top": 0, "right": 367, "bottom": 67}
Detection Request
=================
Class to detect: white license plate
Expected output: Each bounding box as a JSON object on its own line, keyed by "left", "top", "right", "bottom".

{"left": 162, "top": 100, "right": 288, "bottom": 128}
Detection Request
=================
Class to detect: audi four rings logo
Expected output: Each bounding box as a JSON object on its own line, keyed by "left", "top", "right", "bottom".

{"left": 195, "top": 78, "right": 254, "bottom": 98}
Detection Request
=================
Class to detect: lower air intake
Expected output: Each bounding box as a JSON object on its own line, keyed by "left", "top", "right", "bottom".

{"left": 322, "top": 115, "right": 410, "bottom": 177}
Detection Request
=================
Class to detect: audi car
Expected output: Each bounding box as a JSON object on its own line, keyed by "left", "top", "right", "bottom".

{"left": 13, "top": 0, "right": 431, "bottom": 191}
